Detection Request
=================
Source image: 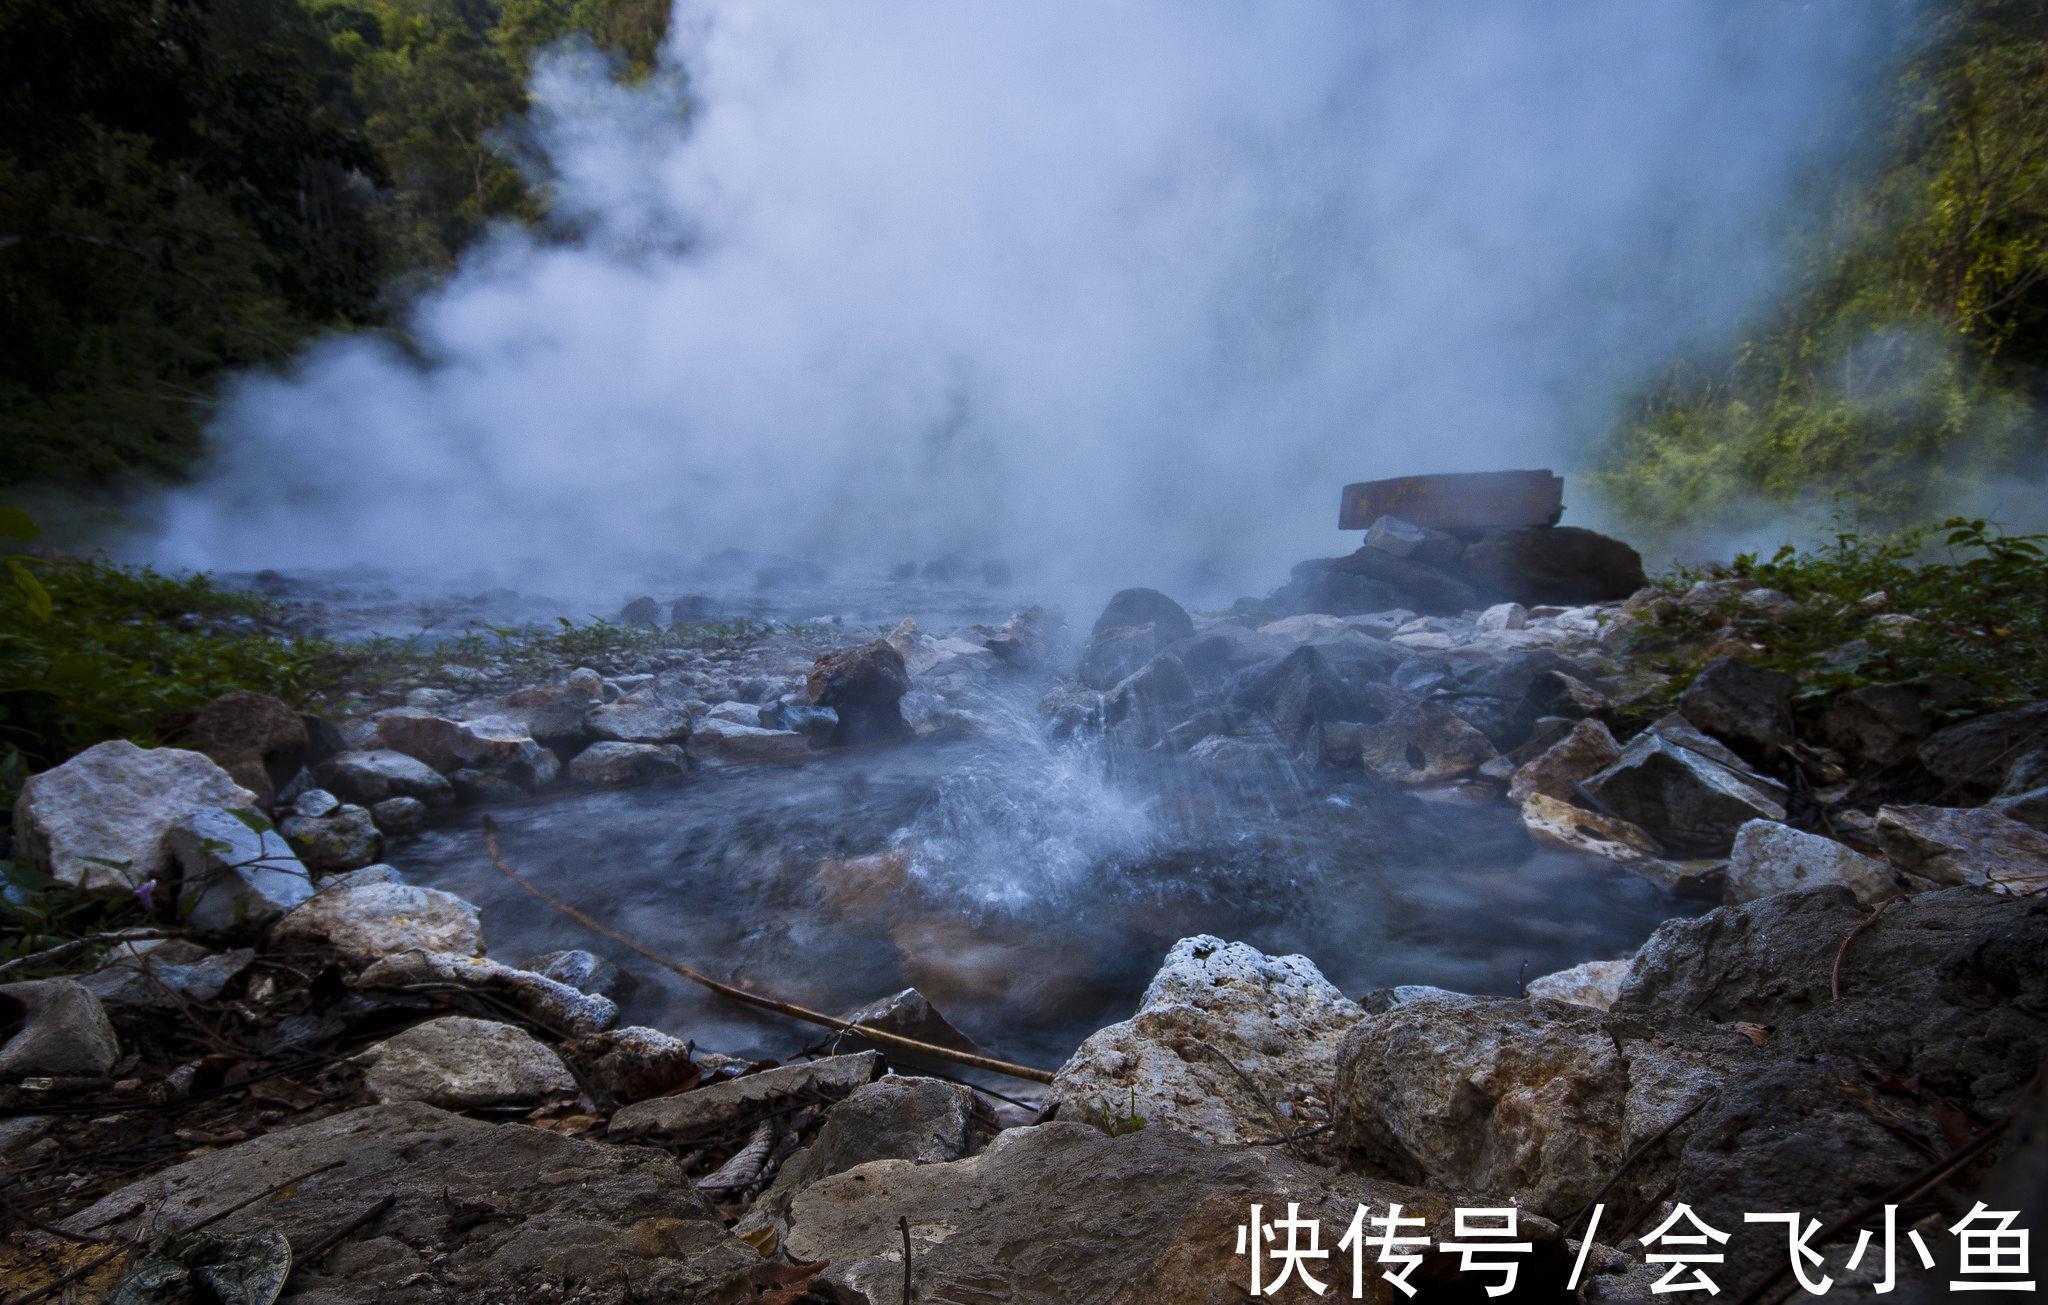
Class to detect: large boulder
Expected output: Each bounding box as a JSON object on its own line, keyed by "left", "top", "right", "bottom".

{"left": 270, "top": 882, "right": 483, "bottom": 964}
{"left": 62, "top": 1103, "right": 762, "bottom": 1301}
{"left": 807, "top": 640, "right": 913, "bottom": 743}
{"left": 373, "top": 709, "right": 560, "bottom": 790}
{"left": 0, "top": 979, "right": 120, "bottom": 1077}
{"left": 1363, "top": 514, "right": 1464, "bottom": 564}
{"left": 1918, "top": 704, "right": 2048, "bottom": 794}
{"left": 1079, "top": 589, "right": 1195, "bottom": 687}
{"left": 1874, "top": 804, "right": 2048, "bottom": 895}
{"left": 178, "top": 690, "right": 308, "bottom": 806}
{"left": 13, "top": 740, "right": 257, "bottom": 896}
{"left": 1813, "top": 679, "right": 1971, "bottom": 768}
{"left": 311, "top": 749, "right": 455, "bottom": 807}
{"left": 1310, "top": 546, "right": 1481, "bottom": 615}
{"left": 1677, "top": 657, "right": 1796, "bottom": 757}
{"left": 166, "top": 807, "right": 314, "bottom": 934}
{"left": 1051, "top": 937, "right": 1362, "bottom": 1161}
{"left": 1227, "top": 644, "right": 1400, "bottom": 742}
{"left": 1725, "top": 819, "right": 1903, "bottom": 906}
{"left": 355, "top": 1016, "right": 576, "bottom": 1109}
{"left": 1101, "top": 653, "right": 1195, "bottom": 744}
{"left": 1461, "top": 525, "right": 1647, "bottom": 606}
{"left": 1579, "top": 715, "right": 1787, "bottom": 856}
{"left": 1357, "top": 702, "right": 1497, "bottom": 783}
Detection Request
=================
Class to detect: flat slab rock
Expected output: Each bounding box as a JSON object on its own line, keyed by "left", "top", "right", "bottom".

{"left": 784, "top": 1120, "right": 1561, "bottom": 1305}
{"left": 63, "top": 1102, "right": 764, "bottom": 1304}
{"left": 609, "top": 1051, "right": 883, "bottom": 1141}
{"left": 270, "top": 882, "right": 484, "bottom": 964}
{"left": 1051, "top": 936, "right": 1362, "bottom": 1161}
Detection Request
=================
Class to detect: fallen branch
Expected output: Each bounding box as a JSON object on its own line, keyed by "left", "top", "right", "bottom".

{"left": 481, "top": 818, "right": 1055, "bottom": 1085}
{"left": 294, "top": 1193, "right": 396, "bottom": 1272}
{"left": 1831, "top": 898, "right": 1897, "bottom": 1002}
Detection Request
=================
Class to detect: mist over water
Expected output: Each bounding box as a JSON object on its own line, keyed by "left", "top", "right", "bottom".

{"left": 154, "top": 1, "right": 1913, "bottom": 589}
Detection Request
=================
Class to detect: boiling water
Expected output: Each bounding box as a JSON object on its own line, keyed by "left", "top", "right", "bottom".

{"left": 398, "top": 686, "right": 1702, "bottom": 1076}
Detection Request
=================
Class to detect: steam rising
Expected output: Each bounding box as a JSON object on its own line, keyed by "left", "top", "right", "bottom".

{"left": 154, "top": 1, "right": 1911, "bottom": 587}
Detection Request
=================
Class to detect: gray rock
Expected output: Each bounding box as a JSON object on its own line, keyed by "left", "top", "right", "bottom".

{"left": 521, "top": 948, "right": 620, "bottom": 997}
{"left": 63, "top": 1102, "right": 758, "bottom": 1301}
{"left": 372, "top": 709, "right": 560, "bottom": 790}
{"left": 568, "top": 741, "right": 690, "bottom": 786}
{"left": 1874, "top": 804, "right": 2048, "bottom": 895}
{"left": 1509, "top": 718, "right": 1622, "bottom": 805}
{"left": 1476, "top": 600, "right": 1528, "bottom": 631}
{"left": 609, "top": 1052, "right": 883, "bottom": 1141}
{"left": 1918, "top": 703, "right": 2048, "bottom": 793}
{"left": 1051, "top": 936, "right": 1361, "bottom": 1161}
{"left": 270, "top": 882, "right": 483, "bottom": 964}
{"left": 356, "top": 1015, "right": 575, "bottom": 1108}
{"left": 1580, "top": 715, "right": 1786, "bottom": 855}
{"left": 316, "top": 863, "right": 405, "bottom": 892}
{"left": 311, "top": 749, "right": 455, "bottom": 807}
{"left": 621, "top": 595, "right": 662, "bottom": 627}
{"left": 0, "top": 979, "right": 120, "bottom": 1077}
{"left": 831, "top": 987, "right": 985, "bottom": 1073}
{"left": 278, "top": 803, "right": 383, "bottom": 872}
{"left": 292, "top": 787, "right": 341, "bottom": 819}
{"left": 354, "top": 951, "right": 617, "bottom": 1037}
{"left": 1364, "top": 514, "right": 1464, "bottom": 564}
{"left": 568, "top": 1025, "right": 699, "bottom": 1102}
{"left": 1101, "top": 653, "right": 1194, "bottom": 744}
{"left": 13, "top": 740, "right": 258, "bottom": 897}
{"left": 1726, "top": 818, "right": 1903, "bottom": 905}
{"left": 368, "top": 795, "right": 428, "bottom": 836}
{"left": 179, "top": 690, "right": 308, "bottom": 807}
{"left": 1524, "top": 957, "right": 1632, "bottom": 1010}
{"left": 79, "top": 939, "right": 252, "bottom": 1010}
{"left": 784, "top": 1121, "right": 1482, "bottom": 1305}
{"left": 739, "top": 1076, "right": 975, "bottom": 1235}
{"left": 584, "top": 702, "right": 693, "bottom": 745}
{"left": 689, "top": 717, "right": 811, "bottom": 765}
{"left": 1079, "top": 588, "right": 1195, "bottom": 689}
{"left": 1358, "top": 701, "right": 1497, "bottom": 783}
{"left": 1814, "top": 680, "right": 1967, "bottom": 768}
{"left": 1677, "top": 657, "right": 1796, "bottom": 755}
{"left": 165, "top": 807, "right": 313, "bottom": 934}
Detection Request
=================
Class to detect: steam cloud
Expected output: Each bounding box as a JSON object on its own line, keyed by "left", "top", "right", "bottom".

{"left": 154, "top": 0, "right": 1913, "bottom": 589}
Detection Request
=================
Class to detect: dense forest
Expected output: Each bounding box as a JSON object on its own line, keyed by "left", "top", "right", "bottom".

{"left": 0, "top": 0, "right": 667, "bottom": 490}
{"left": 2, "top": 0, "right": 2045, "bottom": 535}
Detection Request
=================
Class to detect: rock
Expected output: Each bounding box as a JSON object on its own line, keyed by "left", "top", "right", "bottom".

{"left": 293, "top": 787, "right": 341, "bottom": 819}
{"left": 317, "top": 863, "right": 404, "bottom": 892}
{"left": 1519, "top": 791, "right": 1661, "bottom": 856}
{"left": 166, "top": 807, "right": 313, "bottom": 934}
{"left": 13, "top": 740, "right": 258, "bottom": 897}
{"left": 372, "top": 710, "right": 560, "bottom": 790}
{"left": 1228, "top": 643, "right": 1402, "bottom": 742}
{"left": 1051, "top": 936, "right": 1361, "bottom": 1160}
{"left": 1874, "top": 805, "right": 2048, "bottom": 895}
{"left": 1918, "top": 703, "right": 2048, "bottom": 793}
{"left": 179, "top": 690, "right": 308, "bottom": 806}
{"left": 1813, "top": 680, "right": 1970, "bottom": 767}
{"left": 1476, "top": 600, "right": 1528, "bottom": 631}
{"left": 701, "top": 700, "right": 766, "bottom": 726}
{"left": 609, "top": 1052, "right": 883, "bottom": 1141}
{"left": 1335, "top": 992, "right": 1629, "bottom": 1218}
{"left": 369, "top": 795, "right": 428, "bottom": 836}
{"left": 448, "top": 767, "right": 527, "bottom": 803}
{"left": 0, "top": 979, "right": 120, "bottom": 1077}
{"left": 569, "top": 741, "right": 690, "bottom": 786}
{"left": 1262, "top": 562, "right": 1408, "bottom": 617}
{"left": 832, "top": 987, "right": 985, "bottom": 1072}
{"left": 278, "top": 803, "right": 383, "bottom": 872}
{"left": 270, "top": 882, "right": 483, "bottom": 964}
{"left": 1462, "top": 525, "right": 1648, "bottom": 606}
{"left": 1443, "top": 652, "right": 1605, "bottom": 751}
{"left": 311, "top": 749, "right": 455, "bottom": 807}
{"left": 1991, "top": 750, "right": 2048, "bottom": 830}
{"left": 1312, "top": 546, "right": 1481, "bottom": 615}
{"left": 78, "top": 939, "right": 252, "bottom": 1009}
{"left": 356, "top": 1015, "right": 575, "bottom": 1108}
{"left": 1580, "top": 716, "right": 1787, "bottom": 855}
{"left": 1677, "top": 657, "right": 1796, "bottom": 756}
{"left": 977, "top": 606, "right": 1061, "bottom": 669}
{"left": 1101, "top": 653, "right": 1194, "bottom": 743}
{"left": 1079, "top": 589, "right": 1195, "bottom": 687}
{"left": 1363, "top": 514, "right": 1464, "bottom": 564}
{"left": 1726, "top": 819, "right": 1903, "bottom": 906}
{"left": 620, "top": 595, "right": 661, "bottom": 627}
{"left": 354, "top": 951, "right": 618, "bottom": 1036}
{"left": 1357, "top": 702, "right": 1497, "bottom": 783}
{"left": 567, "top": 1026, "right": 699, "bottom": 1101}
{"left": 584, "top": 702, "right": 692, "bottom": 745}
{"left": 521, "top": 948, "right": 620, "bottom": 997}
{"left": 689, "top": 717, "right": 811, "bottom": 765}
{"left": 1509, "top": 718, "right": 1622, "bottom": 805}
{"left": 739, "top": 1077, "right": 975, "bottom": 1236}
{"left": 783, "top": 1121, "right": 1487, "bottom": 1305}
{"left": 64, "top": 1102, "right": 760, "bottom": 1301}
{"left": 806, "top": 640, "right": 913, "bottom": 743}
{"left": 1524, "top": 957, "right": 1631, "bottom": 1010}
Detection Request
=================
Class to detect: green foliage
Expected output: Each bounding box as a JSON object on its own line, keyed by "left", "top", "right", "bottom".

{"left": 0, "top": 858, "right": 148, "bottom": 968}
{"left": 1635, "top": 515, "right": 2048, "bottom": 709}
{"left": 1599, "top": 1, "right": 2048, "bottom": 534}
{"left": 1092, "top": 1086, "right": 1148, "bottom": 1138}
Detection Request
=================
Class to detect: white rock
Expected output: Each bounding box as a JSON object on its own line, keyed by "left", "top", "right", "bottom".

{"left": 13, "top": 741, "right": 257, "bottom": 896}
{"left": 356, "top": 1016, "right": 574, "bottom": 1108}
{"left": 1051, "top": 936, "right": 1362, "bottom": 1159}
{"left": 583, "top": 702, "right": 692, "bottom": 745}
{"left": 1726, "top": 820, "right": 1901, "bottom": 906}
{"left": 270, "top": 883, "right": 484, "bottom": 963}
{"left": 568, "top": 741, "right": 690, "bottom": 786}
{"left": 690, "top": 717, "right": 811, "bottom": 765}
{"left": 1476, "top": 602, "right": 1528, "bottom": 631}
{"left": 1875, "top": 805, "right": 2048, "bottom": 896}
{"left": 1524, "top": 958, "right": 1632, "bottom": 1011}
{"left": 702, "top": 700, "right": 766, "bottom": 726}
{"left": 166, "top": 808, "right": 313, "bottom": 934}
{"left": 1256, "top": 614, "right": 1358, "bottom": 643}
{"left": 353, "top": 952, "right": 618, "bottom": 1036}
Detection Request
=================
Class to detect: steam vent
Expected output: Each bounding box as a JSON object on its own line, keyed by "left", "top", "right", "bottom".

{"left": 1261, "top": 468, "right": 1646, "bottom": 616}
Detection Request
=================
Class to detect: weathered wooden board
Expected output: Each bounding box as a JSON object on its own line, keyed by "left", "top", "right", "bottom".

{"left": 1338, "top": 469, "right": 1564, "bottom": 531}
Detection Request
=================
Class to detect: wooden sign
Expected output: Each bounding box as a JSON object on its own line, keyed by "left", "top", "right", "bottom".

{"left": 1338, "top": 470, "right": 1564, "bottom": 531}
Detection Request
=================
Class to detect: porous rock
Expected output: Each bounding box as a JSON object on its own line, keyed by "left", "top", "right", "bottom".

{"left": 13, "top": 740, "right": 258, "bottom": 896}
{"left": 1725, "top": 818, "right": 1903, "bottom": 906}
{"left": 356, "top": 1015, "right": 575, "bottom": 1108}
{"left": 354, "top": 951, "right": 618, "bottom": 1037}
{"left": 270, "top": 882, "right": 483, "bottom": 964}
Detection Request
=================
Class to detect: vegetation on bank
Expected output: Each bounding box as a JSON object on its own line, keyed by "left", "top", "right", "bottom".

{"left": 1597, "top": 0, "right": 2048, "bottom": 534}
{"left": 0, "top": 0, "right": 670, "bottom": 492}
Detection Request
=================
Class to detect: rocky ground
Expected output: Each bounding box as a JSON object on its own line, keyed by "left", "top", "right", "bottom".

{"left": 3, "top": 519, "right": 2045, "bottom": 1302}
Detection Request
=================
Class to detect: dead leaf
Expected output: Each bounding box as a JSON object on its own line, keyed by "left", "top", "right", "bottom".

{"left": 738, "top": 1225, "right": 778, "bottom": 1256}
{"left": 1730, "top": 1023, "right": 1769, "bottom": 1046}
